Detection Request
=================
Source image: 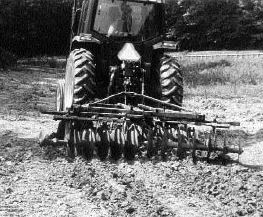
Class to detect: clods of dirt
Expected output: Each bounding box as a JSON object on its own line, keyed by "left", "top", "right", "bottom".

{"left": 0, "top": 63, "right": 263, "bottom": 216}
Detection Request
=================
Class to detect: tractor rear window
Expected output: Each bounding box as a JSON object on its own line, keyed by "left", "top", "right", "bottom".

{"left": 92, "top": 0, "right": 160, "bottom": 39}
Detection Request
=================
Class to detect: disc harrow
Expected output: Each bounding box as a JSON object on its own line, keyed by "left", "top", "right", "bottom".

{"left": 42, "top": 92, "right": 243, "bottom": 162}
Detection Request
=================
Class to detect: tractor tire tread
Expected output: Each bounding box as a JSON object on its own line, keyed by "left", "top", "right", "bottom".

{"left": 159, "top": 55, "right": 183, "bottom": 107}
{"left": 71, "top": 48, "right": 96, "bottom": 104}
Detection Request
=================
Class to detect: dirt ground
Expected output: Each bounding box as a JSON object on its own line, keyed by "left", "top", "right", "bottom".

{"left": 0, "top": 64, "right": 263, "bottom": 217}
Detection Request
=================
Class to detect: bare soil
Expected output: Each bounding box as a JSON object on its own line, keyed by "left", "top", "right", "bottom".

{"left": 0, "top": 64, "right": 262, "bottom": 217}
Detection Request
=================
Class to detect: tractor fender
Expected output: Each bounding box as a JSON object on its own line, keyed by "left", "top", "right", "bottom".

{"left": 72, "top": 34, "right": 101, "bottom": 44}
{"left": 153, "top": 41, "right": 179, "bottom": 51}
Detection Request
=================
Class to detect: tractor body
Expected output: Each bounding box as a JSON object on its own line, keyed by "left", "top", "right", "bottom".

{"left": 69, "top": 0, "right": 181, "bottom": 105}
{"left": 42, "top": 0, "right": 242, "bottom": 161}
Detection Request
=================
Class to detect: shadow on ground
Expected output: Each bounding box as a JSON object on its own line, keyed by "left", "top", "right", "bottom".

{"left": 1, "top": 126, "right": 263, "bottom": 171}
{"left": 0, "top": 130, "right": 65, "bottom": 163}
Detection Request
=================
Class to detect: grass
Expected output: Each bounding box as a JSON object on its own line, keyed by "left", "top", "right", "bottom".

{"left": 47, "top": 57, "right": 66, "bottom": 68}
{"left": 178, "top": 54, "right": 263, "bottom": 99}
{"left": 185, "top": 84, "right": 263, "bottom": 100}
{"left": 18, "top": 56, "right": 66, "bottom": 69}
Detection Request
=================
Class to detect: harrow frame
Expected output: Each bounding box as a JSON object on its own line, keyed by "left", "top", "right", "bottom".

{"left": 42, "top": 92, "right": 243, "bottom": 162}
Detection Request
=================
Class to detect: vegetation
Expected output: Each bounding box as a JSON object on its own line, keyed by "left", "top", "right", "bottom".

{"left": 1, "top": 0, "right": 263, "bottom": 57}
{"left": 166, "top": 0, "right": 263, "bottom": 50}
{"left": 182, "top": 54, "right": 263, "bottom": 86}
{"left": 0, "top": 0, "right": 72, "bottom": 57}
{"left": 181, "top": 53, "right": 263, "bottom": 99}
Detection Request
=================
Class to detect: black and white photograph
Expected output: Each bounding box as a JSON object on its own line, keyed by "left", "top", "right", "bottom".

{"left": 0, "top": 0, "right": 263, "bottom": 216}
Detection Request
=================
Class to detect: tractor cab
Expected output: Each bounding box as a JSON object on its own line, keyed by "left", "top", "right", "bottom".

{"left": 75, "top": 0, "right": 165, "bottom": 43}
{"left": 92, "top": 0, "right": 162, "bottom": 40}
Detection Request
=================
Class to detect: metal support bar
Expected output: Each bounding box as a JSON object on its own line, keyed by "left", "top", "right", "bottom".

{"left": 88, "top": 92, "right": 193, "bottom": 112}
{"left": 53, "top": 114, "right": 143, "bottom": 121}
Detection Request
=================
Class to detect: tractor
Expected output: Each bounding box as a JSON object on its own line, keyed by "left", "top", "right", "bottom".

{"left": 42, "top": 0, "right": 242, "bottom": 162}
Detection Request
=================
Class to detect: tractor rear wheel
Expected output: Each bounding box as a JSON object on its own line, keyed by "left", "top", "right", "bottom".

{"left": 63, "top": 48, "right": 96, "bottom": 158}
{"left": 56, "top": 79, "right": 65, "bottom": 112}
{"left": 55, "top": 79, "right": 65, "bottom": 140}
{"left": 159, "top": 55, "right": 183, "bottom": 107}
{"left": 64, "top": 48, "right": 96, "bottom": 109}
